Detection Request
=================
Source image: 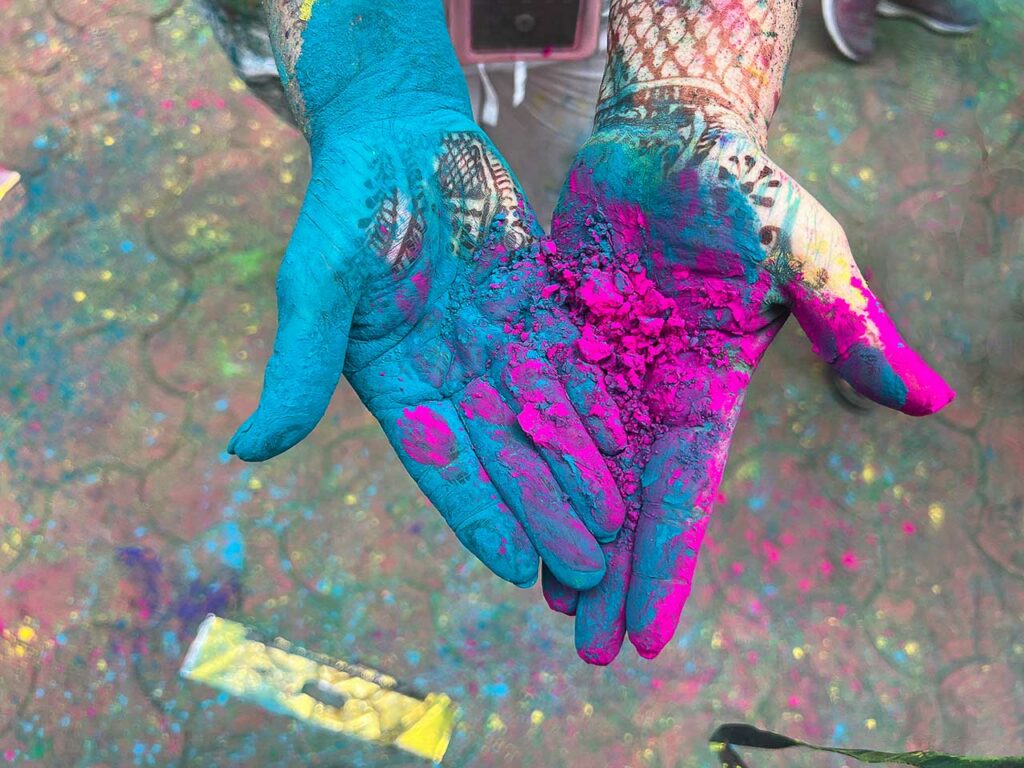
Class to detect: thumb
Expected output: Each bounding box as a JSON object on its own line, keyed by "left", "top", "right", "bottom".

{"left": 782, "top": 204, "right": 955, "bottom": 416}
{"left": 229, "top": 198, "right": 358, "bottom": 460}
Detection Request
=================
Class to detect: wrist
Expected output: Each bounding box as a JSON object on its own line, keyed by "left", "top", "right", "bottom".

{"left": 595, "top": 81, "right": 770, "bottom": 149}
{"left": 265, "top": 0, "right": 472, "bottom": 138}
{"left": 596, "top": 0, "right": 801, "bottom": 149}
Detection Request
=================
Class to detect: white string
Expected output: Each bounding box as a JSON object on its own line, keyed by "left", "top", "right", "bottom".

{"left": 513, "top": 60, "right": 528, "bottom": 107}
{"left": 477, "top": 63, "right": 500, "bottom": 126}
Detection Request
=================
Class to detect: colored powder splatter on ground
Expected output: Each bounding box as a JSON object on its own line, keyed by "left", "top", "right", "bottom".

{"left": 0, "top": 0, "right": 1023, "bottom": 765}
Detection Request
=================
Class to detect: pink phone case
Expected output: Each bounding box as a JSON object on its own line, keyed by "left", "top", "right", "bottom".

{"left": 446, "top": 0, "right": 603, "bottom": 64}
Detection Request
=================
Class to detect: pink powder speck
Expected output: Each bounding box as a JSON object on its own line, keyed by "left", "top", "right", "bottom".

{"left": 397, "top": 406, "right": 455, "bottom": 467}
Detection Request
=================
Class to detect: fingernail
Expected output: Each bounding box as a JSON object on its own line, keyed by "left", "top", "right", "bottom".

{"left": 227, "top": 419, "right": 253, "bottom": 455}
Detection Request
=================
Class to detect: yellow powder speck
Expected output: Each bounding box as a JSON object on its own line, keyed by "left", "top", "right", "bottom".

{"left": 862, "top": 464, "right": 876, "bottom": 483}
{"left": 248, "top": 477, "right": 262, "bottom": 491}
{"left": 100, "top": 270, "right": 112, "bottom": 281}
{"left": 299, "top": 0, "right": 318, "bottom": 20}
{"left": 865, "top": 718, "right": 877, "bottom": 730}
{"left": 73, "top": 290, "right": 87, "bottom": 302}
{"left": 792, "top": 646, "right": 805, "bottom": 660}
{"left": 904, "top": 641, "right": 920, "bottom": 656}
{"left": 229, "top": 78, "right": 246, "bottom": 93}
{"left": 96, "top": 658, "right": 108, "bottom": 671}
{"left": 17, "top": 626, "right": 35, "bottom": 643}
{"left": 858, "top": 167, "right": 874, "bottom": 182}
{"left": 486, "top": 713, "right": 505, "bottom": 732}
{"left": 344, "top": 494, "right": 358, "bottom": 505}
{"left": 928, "top": 504, "right": 945, "bottom": 527}
{"left": 280, "top": 171, "right": 294, "bottom": 184}
{"left": 711, "top": 630, "right": 723, "bottom": 649}
{"left": 101, "top": 309, "right": 116, "bottom": 320}
{"left": 583, "top": 703, "right": 593, "bottom": 717}
{"left": 530, "top": 710, "right": 544, "bottom": 726}
{"left": 103, "top": 136, "right": 115, "bottom": 146}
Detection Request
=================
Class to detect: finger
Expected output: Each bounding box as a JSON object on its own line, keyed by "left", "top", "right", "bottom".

{"left": 550, "top": 346, "right": 628, "bottom": 457}
{"left": 541, "top": 564, "right": 578, "bottom": 616}
{"left": 783, "top": 214, "right": 955, "bottom": 416}
{"left": 378, "top": 400, "right": 540, "bottom": 588}
{"left": 455, "top": 378, "right": 606, "bottom": 591}
{"left": 573, "top": 538, "right": 631, "bottom": 666}
{"left": 626, "top": 427, "right": 726, "bottom": 659}
{"left": 229, "top": 203, "right": 355, "bottom": 460}
{"left": 502, "top": 349, "right": 627, "bottom": 541}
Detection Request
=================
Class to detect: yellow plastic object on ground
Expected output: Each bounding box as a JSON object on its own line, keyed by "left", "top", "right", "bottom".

{"left": 180, "top": 615, "right": 457, "bottom": 762}
{"left": 0, "top": 169, "right": 20, "bottom": 202}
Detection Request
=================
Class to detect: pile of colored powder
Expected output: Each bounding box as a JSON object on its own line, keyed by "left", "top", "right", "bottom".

{"left": 535, "top": 214, "right": 692, "bottom": 511}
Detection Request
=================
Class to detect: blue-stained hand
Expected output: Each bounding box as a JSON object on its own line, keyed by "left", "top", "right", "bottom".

{"left": 228, "top": 0, "right": 628, "bottom": 589}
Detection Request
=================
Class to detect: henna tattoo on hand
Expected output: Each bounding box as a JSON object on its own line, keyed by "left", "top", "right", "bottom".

{"left": 599, "top": 0, "right": 802, "bottom": 147}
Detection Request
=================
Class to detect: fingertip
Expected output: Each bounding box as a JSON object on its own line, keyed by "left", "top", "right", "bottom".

{"left": 507, "top": 547, "right": 540, "bottom": 589}
{"left": 838, "top": 342, "right": 957, "bottom": 417}
{"left": 622, "top": 626, "right": 671, "bottom": 663}
{"left": 628, "top": 632, "right": 670, "bottom": 660}
{"left": 228, "top": 416, "right": 312, "bottom": 462}
{"left": 576, "top": 641, "right": 620, "bottom": 666}
{"left": 544, "top": 595, "right": 578, "bottom": 615}
{"left": 515, "top": 572, "right": 539, "bottom": 589}
{"left": 626, "top": 576, "right": 690, "bottom": 660}
{"left": 902, "top": 385, "right": 956, "bottom": 416}
{"left": 226, "top": 416, "right": 252, "bottom": 456}
{"left": 458, "top": 516, "right": 539, "bottom": 588}
{"left": 898, "top": 366, "right": 956, "bottom": 417}
{"left": 553, "top": 561, "right": 605, "bottom": 592}
{"left": 541, "top": 566, "right": 579, "bottom": 615}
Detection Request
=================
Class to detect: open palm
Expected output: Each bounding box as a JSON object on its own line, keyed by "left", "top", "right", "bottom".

{"left": 543, "top": 110, "right": 955, "bottom": 663}
{"left": 230, "top": 0, "right": 627, "bottom": 592}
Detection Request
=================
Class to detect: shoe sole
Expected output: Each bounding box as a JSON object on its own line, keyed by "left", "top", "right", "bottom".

{"left": 822, "top": 0, "right": 867, "bottom": 62}
{"left": 876, "top": 0, "right": 979, "bottom": 33}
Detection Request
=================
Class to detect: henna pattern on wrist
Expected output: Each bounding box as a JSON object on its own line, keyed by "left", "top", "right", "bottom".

{"left": 599, "top": 0, "right": 801, "bottom": 146}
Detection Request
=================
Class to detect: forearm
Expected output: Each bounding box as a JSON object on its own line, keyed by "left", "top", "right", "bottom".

{"left": 597, "top": 0, "right": 801, "bottom": 147}
{"left": 261, "top": 0, "right": 471, "bottom": 140}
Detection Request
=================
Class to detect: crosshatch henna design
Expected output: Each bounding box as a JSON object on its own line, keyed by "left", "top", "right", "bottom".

{"left": 599, "top": 0, "right": 801, "bottom": 148}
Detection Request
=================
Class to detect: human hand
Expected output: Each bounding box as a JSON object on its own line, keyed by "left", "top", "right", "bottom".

{"left": 229, "top": 0, "right": 627, "bottom": 590}
{"left": 541, "top": 0, "right": 955, "bottom": 663}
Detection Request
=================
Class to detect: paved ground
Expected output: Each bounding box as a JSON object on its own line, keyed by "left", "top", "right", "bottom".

{"left": 1, "top": 1, "right": 1022, "bottom": 766}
